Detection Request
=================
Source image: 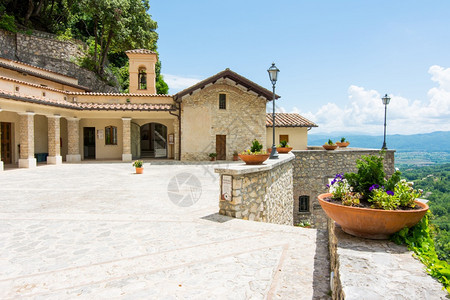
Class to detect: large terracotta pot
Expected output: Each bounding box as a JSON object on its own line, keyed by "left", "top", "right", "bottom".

{"left": 238, "top": 154, "right": 270, "bottom": 165}
{"left": 336, "top": 142, "right": 350, "bottom": 148}
{"left": 135, "top": 167, "right": 143, "bottom": 174}
{"left": 318, "top": 193, "right": 428, "bottom": 239}
{"left": 323, "top": 144, "right": 338, "bottom": 150}
{"left": 276, "top": 147, "right": 293, "bottom": 153}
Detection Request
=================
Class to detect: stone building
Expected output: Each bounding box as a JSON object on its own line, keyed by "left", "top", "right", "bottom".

{"left": 0, "top": 49, "right": 316, "bottom": 170}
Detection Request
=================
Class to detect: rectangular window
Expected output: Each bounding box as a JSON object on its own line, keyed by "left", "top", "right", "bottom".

{"left": 299, "top": 196, "right": 310, "bottom": 212}
{"left": 219, "top": 94, "right": 226, "bottom": 109}
{"left": 280, "top": 135, "right": 289, "bottom": 143}
{"left": 105, "top": 126, "right": 117, "bottom": 145}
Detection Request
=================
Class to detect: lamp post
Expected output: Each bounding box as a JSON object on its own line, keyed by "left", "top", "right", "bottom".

{"left": 381, "top": 93, "right": 391, "bottom": 150}
{"left": 268, "top": 63, "right": 280, "bottom": 159}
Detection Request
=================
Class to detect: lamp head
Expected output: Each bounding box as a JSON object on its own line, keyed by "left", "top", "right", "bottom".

{"left": 267, "top": 63, "right": 280, "bottom": 86}
{"left": 382, "top": 94, "right": 391, "bottom": 105}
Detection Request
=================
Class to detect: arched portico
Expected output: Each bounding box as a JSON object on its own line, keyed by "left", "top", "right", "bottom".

{"left": 140, "top": 122, "right": 167, "bottom": 158}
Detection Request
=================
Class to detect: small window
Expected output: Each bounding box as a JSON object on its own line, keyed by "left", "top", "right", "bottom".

{"left": 299, "top": 195, "right": 310, "bottom": 212}
{"left": 42, "top": 92, "right": 46, "bottom": 97}
{"left": 280, "top": 135, "right": 289, "bottom": 143}
{"left": 105, "top": 126, "right": 117, "bottom": 145}
{"left": 219, "top": 94, "right": 226, "bottom": 109}
{"left": 15, "top": 86, "right": 19, "bottom": 92}
{"left": 138, "top": 68, "right": 147, "bottom": 90}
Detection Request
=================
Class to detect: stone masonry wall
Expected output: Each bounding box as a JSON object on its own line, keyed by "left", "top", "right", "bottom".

{"left": 292, "top": 149, "right": 395, "bottom": 229}
{"left": 181, "top": 79, "right": 267, "bottom": 161}
{"left": 0, "top": 29, "right": 118, "bottom": 92}
{"left": 217, "top": 154, "right": 294, "bottom": 225}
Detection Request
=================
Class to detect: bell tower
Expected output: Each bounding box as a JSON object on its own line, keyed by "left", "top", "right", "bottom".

{"left": 126, "top": 49, "right": 158, "bottom": 94}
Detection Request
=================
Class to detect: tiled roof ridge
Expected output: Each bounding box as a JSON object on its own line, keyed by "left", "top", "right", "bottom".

{"left": 266, "top": 112, "right": 318, "bottom": 127}
{"left": 68, "top": 91, "right": 173, "bottom": 97}
{"left": 0, "top": 62, "right": 91, "bottom": 92}
{"left": 0, "top": 57, "right": 77, "bottom": 80}
{"left": 0, "top": 76, "right": 173, "bottom": 98}
{"left": 174, "top": 68, "right": 280, "bottom": 101}
{"left": 0, "top": 75, "right": 71, "bottom": 94}
{"left": 125, "top": 49, "right": 157, "bottom": 54}
{"left": 0, "top": 89, "right": 175, "bottom": 111}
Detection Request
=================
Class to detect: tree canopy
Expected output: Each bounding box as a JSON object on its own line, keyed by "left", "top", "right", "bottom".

{"left": 0, "top": 0, "right": 168, "bottom": 94}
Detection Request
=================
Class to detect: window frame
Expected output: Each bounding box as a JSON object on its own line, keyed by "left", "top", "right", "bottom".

{"left": 298, "top": 195, "right": 310, "bottom": 212}
{"left": 105, "top": 125, "right": 118, "bottom": 145}
{"left": 219, "top": 94, "right": 226, "bottom": 110}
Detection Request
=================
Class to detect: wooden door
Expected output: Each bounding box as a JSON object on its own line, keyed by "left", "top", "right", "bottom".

{"left": 1, "top": 122, "right": 12, "bottom": 164}
{"left": 83, "top": 127, "right": 96, "bottom": 159}
{"left": 216, "top": 135, "right": 226, "bottom": 160}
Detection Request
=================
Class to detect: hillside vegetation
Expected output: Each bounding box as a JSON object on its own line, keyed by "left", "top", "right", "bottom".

{"left": 0, "top": 0, "right": 168, "bottom": 94}
{"left": 400, "top": 164, "right": 450, "bottom": 263}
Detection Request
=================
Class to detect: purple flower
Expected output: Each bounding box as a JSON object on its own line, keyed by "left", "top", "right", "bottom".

{"left": 386, "top": 190, "right": 394, "bottom": 196}
{"left": 369, "top": 184, "right": 380, "bottom": 191}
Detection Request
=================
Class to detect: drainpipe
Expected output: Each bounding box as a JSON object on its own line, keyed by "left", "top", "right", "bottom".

{"left": 169, "top": 100, "right": 181, "bottom": 160}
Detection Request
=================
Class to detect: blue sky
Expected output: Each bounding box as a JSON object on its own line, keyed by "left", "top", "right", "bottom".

{"left": 150, "top": 1, "right": 450, "bottom": 135}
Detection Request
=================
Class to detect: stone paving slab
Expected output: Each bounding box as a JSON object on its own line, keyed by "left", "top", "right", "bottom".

{"left": 332, "top": 226, "right": 448, "bottom": 300}
{"left": 0, "top": 163, "right": 330, "bottom": 299}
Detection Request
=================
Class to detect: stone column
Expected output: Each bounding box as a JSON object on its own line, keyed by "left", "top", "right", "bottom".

{"left": 18, "top": 112, "right": 37, "bottom": 168}
{"left": 122, "top": 118, "right": 132, "bottom": 162}
{"left": 66, "top": 118, "right": 81, "bottom": 162}
{"left": 0, "top": 108, "right": 3, "bottom": 171}
{"left": 47, "top": 115, "right": 62, "bottom": 164}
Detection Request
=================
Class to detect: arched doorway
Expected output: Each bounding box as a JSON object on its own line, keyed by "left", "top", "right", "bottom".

{"left": 140, "top": 123, "right": 167, "bottom": 158}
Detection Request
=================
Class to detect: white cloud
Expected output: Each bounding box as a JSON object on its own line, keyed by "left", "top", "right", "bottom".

{"left": 294, "top": 65, "right": 450, "bottom": 135}
{"left": 162, "top": 74, "right": 202, "bottom": 91}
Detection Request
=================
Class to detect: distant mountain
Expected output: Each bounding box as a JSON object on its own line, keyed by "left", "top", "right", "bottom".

{"left": 308, "top": 131, "right": 450, "bottom": 153}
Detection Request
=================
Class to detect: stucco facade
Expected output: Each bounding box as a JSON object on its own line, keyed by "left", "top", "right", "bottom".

{"left": 0, "top": 49, "right": 314, "bottom": 169}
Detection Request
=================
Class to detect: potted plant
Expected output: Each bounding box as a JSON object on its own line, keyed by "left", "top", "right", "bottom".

{"left": 318, "top": 154, "right": 428, "bottom": 239}
{"left": 277, "top": 140, "right": 293, "bottom": 153}
{"left": 323, "top": 139, "right": 338, "bottom": 150}
{"left": 132, "top": 160, "right": 144, "bottom": 174}
{"left": 209, "top": 152, "right": 217, "bottom": 161}
{"left": 232, "top": 150, "right": 239, "bottom": 161}
{"left": 336, "top": 137, "right": 350, "bottom": 148}
{"left": 238, "top": 140, "right": 270, "bottom": 165}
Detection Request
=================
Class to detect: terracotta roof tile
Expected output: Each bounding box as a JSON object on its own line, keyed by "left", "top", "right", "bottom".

{"left": 266, "top": 113, "right": 318, "bottom": 127}
{"left": 0, "top": 57, "right": 77, "bottom": 79}
{"left": 125, "top": 49, "right": 157, "bottom": 54}
{"left": 174, "top": 69, "right": 279, "bottom": 101}
{"left": 0, "top": 62, "right": 90, "bottom": 91}
{"left": 68, "top": 92, "right": 172, "bottom": 97}
{"left": 0, "top": 89, "right": 175, "bottom": 111}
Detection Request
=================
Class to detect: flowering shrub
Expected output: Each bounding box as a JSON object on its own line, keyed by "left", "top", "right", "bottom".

{"left": 278, "top": 140, "right": 290, "bottom": 148}
{"left": 327, "top": 153, "right": 423, "bottom": 210}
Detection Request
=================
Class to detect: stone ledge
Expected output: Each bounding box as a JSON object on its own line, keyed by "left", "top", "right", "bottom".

{"left": 294, "top": 148, "right": 397, "bottom": 153}
{"left": 214, "top": 152, "right": 294, "bottom": 175}
{"left": 328, "top": 219, "right": 447, "bottom": 299}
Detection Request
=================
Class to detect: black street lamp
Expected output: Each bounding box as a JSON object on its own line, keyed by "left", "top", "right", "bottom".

{"left": 381, "top": 94, "right": 391, "bottom": 150}
{"left": 268, "top": 63, "right": 280, "bottom": 159}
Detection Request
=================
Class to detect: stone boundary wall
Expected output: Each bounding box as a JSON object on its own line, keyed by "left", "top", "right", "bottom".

{"left": 0, "top": 29, "right": 118, "bottom": 92}
{"left": 328, "top": 218, "right": 447, "bottom": 299}
{"left": 292, "top": 148, "right": 395, "bottom": 229}
{"left": 215, "top": 154, "right": 294, "bottom": 225}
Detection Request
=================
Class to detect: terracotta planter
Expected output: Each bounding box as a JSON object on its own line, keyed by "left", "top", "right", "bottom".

{"left": 238, "top": 154, "right": 270, "bottom": 165}
{"left": 276, "top": 147, "right": 293, "bottom": 153}
{"left": 210, "top": 157, "right": 216, "bottom": 161}
{"left": 336, "top": 142, "right": 350, "bottom": 148}
{"left": 318, "top": 193, "right": 428, "bottom": 239}
{"left": 135, "top": 167, "right": 143, "bottom": 174}
{"left": 323, "top": 144, "right": 338, "bottom": 150}
{"left": 233, "top": 155, "right": 239, "bottom": 161}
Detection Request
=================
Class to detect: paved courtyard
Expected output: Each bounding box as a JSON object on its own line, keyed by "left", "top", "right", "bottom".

{"left": 0, "top": 162, "right": 330, "bottom": 299}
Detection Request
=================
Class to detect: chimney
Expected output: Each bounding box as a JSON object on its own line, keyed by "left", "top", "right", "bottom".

{"left": 125, "top": 49, "right": 158, "bottom": 94}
